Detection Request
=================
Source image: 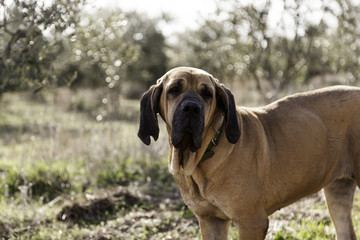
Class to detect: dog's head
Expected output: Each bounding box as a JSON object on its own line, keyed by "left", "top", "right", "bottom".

{"left": 138, "top": 67, "right": 240, "bottom": 173}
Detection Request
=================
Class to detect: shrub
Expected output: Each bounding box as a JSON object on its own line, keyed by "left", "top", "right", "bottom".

{"left": 0, "top": 163, "right": 72, "bottom": 202}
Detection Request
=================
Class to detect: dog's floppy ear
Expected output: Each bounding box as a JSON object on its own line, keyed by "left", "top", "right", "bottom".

{"left": 215, "top": 80, "right": 240, "bottom": 144}
{"left": 138, "top": 81, "right": 163, "bottom": 145}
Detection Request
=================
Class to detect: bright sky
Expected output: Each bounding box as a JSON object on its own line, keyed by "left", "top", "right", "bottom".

{"left": 86, "top": 0, "right": 217, "bottom": 36}
{"left": 83, "top": 0, "right": 300, "bottom": 39}
{"left": 35, "top": 0, "right": 342, "bottom": 39}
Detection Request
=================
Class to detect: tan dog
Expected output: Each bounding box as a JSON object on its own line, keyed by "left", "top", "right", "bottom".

{"left": 138, "top": 67, "right": 360, "bottom": 240}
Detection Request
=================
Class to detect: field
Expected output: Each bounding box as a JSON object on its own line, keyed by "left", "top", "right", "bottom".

{"left": 0, "top": 89, "right": 359, "bottom": 239}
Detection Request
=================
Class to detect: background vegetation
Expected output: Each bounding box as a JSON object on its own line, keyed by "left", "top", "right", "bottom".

{"left": 0, "top": 0, "right": 359, "bottom": 239}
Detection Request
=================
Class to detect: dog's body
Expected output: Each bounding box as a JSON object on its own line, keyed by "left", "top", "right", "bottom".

{"left": 138, "top": 67, "right": 360, "bottom": 239}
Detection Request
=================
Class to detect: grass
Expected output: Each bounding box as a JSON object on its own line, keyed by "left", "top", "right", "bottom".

{"left": 0, "top": 89, "right": 194, "bottom": 239}
{"left": 0, "top": 89, "right": 359, "bottom": 239}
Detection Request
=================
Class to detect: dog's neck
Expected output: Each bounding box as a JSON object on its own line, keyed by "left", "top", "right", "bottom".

{"left": 199, "top": 119, "right": 224, "bottom": 163}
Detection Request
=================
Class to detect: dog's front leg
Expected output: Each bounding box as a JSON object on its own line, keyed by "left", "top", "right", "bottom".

{"left": 234, "top": 216, "right": 269, "bottom": 240}
{"left": 198, "top": 216, "right": 230, "bottom": 240}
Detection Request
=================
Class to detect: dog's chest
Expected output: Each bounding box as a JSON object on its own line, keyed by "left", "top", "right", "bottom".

{"left": 175, "top": 173, "right": 229, "bottom": 219}
{"left": 184, "top": 191, "right": 229, "bottom": 219}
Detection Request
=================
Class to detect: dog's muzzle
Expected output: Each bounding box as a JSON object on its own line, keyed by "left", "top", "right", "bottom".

{"left": 171, "top": 93, "right": 204, "bottom": 152}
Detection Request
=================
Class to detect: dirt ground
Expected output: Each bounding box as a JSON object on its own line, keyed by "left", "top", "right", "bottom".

{"left": 53, "top": 186, "right": 331, "bottom": 240}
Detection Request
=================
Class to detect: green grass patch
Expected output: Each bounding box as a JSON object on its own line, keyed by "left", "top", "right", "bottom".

{"left": 274, "top": 217, "right": 334, "bottom": 240}
{"left": 95, "top": 158, "right": 143, "bottom": 187}
{"left": 0, "top": 161, "right": 74, "bottom": 202}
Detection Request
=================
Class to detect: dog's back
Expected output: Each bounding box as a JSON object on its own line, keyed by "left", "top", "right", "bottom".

{"left": 245, "top": 86, "right": 360, "bottom": 213}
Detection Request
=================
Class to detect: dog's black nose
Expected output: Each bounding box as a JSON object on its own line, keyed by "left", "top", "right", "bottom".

{"left": 182, "top": 102, "right": 201, "bottom": 115}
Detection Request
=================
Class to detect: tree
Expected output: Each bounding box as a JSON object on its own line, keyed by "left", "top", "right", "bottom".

{"left": 325, "top": 0, "right": 360, "bottom": 84}
{"left": 172, "top": 0, "right": 360, "bottom": 99}
{"left": 61, "top": 10, "right": 139, "bottom": 116}
{"left": 60, "top": 10, "right": 168, "bottom": 96}
{"left": 59, "top": 10, "right": 138, "bottom": 90}
{"left": 122, "top": 11, "right": 168, "bottom": 89}
{"left": 0, "top": 0, "right": 84, "bottom": 97}
{"left": 55, "top": 9, "right": 168, "bottom": 118}
{"left": 172, "top": 18, "right": 240, "bottom": 83}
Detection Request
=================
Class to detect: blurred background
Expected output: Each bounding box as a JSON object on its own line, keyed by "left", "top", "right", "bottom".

{"left": 0, "top": 0, "right": 359, "bottom": 239}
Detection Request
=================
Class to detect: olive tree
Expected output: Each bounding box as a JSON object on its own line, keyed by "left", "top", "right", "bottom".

{"left": 172, "top": 0, "right": 360, "bottom": 99}
{"left": 0, "top": 0, "right": 84, "bottom": 97}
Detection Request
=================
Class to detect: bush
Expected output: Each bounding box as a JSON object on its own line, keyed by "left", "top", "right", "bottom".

{"left": 0, "top": 166, "right": 21, "bottom": 198}
{"left": 0, "top": 163, "right": 73, "bottom": 202}
{"left": 95, "top": 159, "right": 142, "bottom": 187}
{"left": 27, "top": 164, "right": 72, "bottom": 201}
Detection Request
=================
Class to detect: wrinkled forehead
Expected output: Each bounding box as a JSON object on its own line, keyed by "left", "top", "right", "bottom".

{"left": 162, "top": 68, "right": 214, "bottom": 87}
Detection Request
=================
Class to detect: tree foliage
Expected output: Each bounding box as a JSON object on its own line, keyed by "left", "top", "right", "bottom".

{"left": 59, "top": 11, "right": 138, "bottom": 89}
{"left": 1, "top": 0, "right": 359, "bottom": 102}
{"left": 122, "top": 12, "right": 168, "bottom": 89}
{"left": 56, "top": 10, "right": 168, "bottom": 105}
{"left": 0, "top": 1, "right": 168, "bottom": 102}
{"left": 172, "top": 0, "right": 360, "bottom": 99}
{"left": 0, "top": 0, "right": 84, "bottom": 95}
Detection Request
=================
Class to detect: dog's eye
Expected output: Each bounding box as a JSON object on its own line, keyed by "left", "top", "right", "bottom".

{"left": 201, "top": 89, "right": 213, "bottom": 100}
{"left": 168, "top": 86, "right": 181, "bottom": 95}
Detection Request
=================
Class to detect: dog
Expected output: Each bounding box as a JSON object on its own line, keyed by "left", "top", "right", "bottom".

{"left": 138, "top": 67, "right": 360, "bottom": 239}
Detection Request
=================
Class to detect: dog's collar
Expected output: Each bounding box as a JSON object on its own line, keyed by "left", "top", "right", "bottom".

{"left": 199, "top": 120, "right": 224, "bottom": 163}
